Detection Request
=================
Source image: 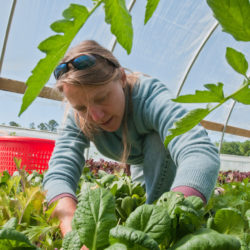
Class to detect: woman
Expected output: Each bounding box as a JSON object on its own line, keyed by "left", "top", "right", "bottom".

{"left": 43, "top": 40, "right": 220, "bottom": 237}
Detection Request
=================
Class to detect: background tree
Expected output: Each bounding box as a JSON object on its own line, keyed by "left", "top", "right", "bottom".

{"left": 239, "top": 141, "right": 250, "bottom": 156}
{"left": 9, "top": 121, "right": 21, "bottom": 127}
{"left": 46, "top": 119, "right": 59, "bottom": 132}
{"left": 220, "top": 141, "right": 250, "bottom": 156}
{"left": 37, "top": 123, "right": 48, "bottom": 131}
{"left": 37, "top": 120, "right": 59, "bottom": 132}
{"left": 29, "top": 122, "right": 36, "bottom": 129}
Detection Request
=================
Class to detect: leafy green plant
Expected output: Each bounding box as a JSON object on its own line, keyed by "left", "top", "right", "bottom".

{"left": 164, "top": 0, "right": 250, "bottom": 146}
{"left": 64, "top": 183, "right": 117, "bottom": 250}
{"left": 78, "top": 167, "right": 146, "bottom": 222}
{"left": 0, "top": 218, "right": 38, "bottom": 249}
{"left": 19, "top": 0, "right": 161, "bottom": 116}
{"left": 63, "top": 167, "right": 246, "bottom": 249}
{"left": 1, "top": 160, "right": 249, "bottom": 249}
{"left": 168, "top": 228, "right": 241, "bottom": 250}
{"left": 0, "top": 159, "right": 61, "bottom": 249}
{"left": 63, "top": 179, "right": 243, "bottom": 249}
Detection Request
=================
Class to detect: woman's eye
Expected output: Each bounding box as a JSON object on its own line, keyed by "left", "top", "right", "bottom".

{"left": 96, "top": 94, "right": 108, "bottom": 103}
{"left": 76, "top": 106, "right": 87, "bottom": 113}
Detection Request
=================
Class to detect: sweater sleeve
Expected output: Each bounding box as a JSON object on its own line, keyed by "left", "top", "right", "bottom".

{"left": 42, "top": 110, "right": 90, "bottom": 203}
{"left": 139, "top": 78, "right": 220, "bottom": 201}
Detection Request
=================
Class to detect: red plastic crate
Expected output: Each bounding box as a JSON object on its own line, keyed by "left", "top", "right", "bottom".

{"left": 0, "top": 136, "right": 55, "bottom": 175}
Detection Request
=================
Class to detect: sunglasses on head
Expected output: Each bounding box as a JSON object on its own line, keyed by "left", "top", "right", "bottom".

{"left": 54, "top": 54, "right": 118, "bottom": 80}
{"left": 54, "top": 54, "right": 97, "bottom": 80}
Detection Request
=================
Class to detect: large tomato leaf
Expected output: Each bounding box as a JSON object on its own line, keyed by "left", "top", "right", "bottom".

{"left": 144, "top": 0, "right": 161, "bottom": 24}
{"left": 232, "top": 81, "right": 250, "bottom": 104}
{"left": 19, "top": 4, "right": 91, "bottom": 116}
{"left": 173, "top": 83, "right": 224, "bottom": 103}
{"left": 72, "top": 183, "right": 117, "bottom": 250}
{"left": 125, "top": 204, "right": 171, "bottom": 244}
{"left": 226, "top": 47, "right": 248, "bottom": 76}
{"left": 104, "top": 0, "right": 133, "bottom": 54}
{"left": 169, "top": 228, "right": 241, "bottom": 250}
{"left": 164, "top": 108, "right": 210, "bottom": 147}
{"left": 207, "top": 0, "right": 250, "bottom": 41}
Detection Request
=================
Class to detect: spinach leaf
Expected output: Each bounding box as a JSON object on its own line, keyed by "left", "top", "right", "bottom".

{"left": 110, "top": 225, "right": 159, "bottom": 250}
{"left": 212, "top": 208, "right": 245, "bottom": 236}
{"left": 125, "top": 204, "right": 171, "bottom": 244}
{"left": 62, "top": 231, "right": 81, "bottom": 250}
{"left": 72, "top": 183, "right": 117, "bottom": 250}
{"left": 169, "top": 228, "right": 241, "bottom": 250}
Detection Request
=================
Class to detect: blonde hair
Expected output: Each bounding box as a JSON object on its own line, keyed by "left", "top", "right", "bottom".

{"left": 55, "top": 40, "right": 139, "bottom": 163}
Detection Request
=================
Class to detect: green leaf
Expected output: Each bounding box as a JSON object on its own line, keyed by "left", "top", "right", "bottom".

{"left": 212, "top": 208, "right": 245, "bottom": 236}
{"left": 104, "top": 0, "right": 133, "bottom": 54}
{"left": 156, "top": 191, "right": 185, "bottom": 218}
{"left": 125, "top": 204, "right": 171, "bottom": 244}
{"left": 18, "top": 186, "right": 45, "bottom": 224}
{"left": 207, "top": 0, "right": 250, "bottom": 41}
{"left": 226, "top": 47, "right": 248, "bottom": 75}
{"left": 2, "top": 218, "right": 17, "bottom": 229}
{"left": 173, "top": 83, "right": 224, "bottom": 103}
{"left": 62, "top": 230, "right": 82, "bottom": 250}
{"left": 105, "top": 243, "right": 128, "bottom": 249}
{"left": 232, "top": 82, "right": 250, "bottom": 104}
{"left": 245, "top": 209, "right": 250, "bottom": 228}
{"left": 174, "top": 205, "right": 203, "bottom": 235}
{"left": 121, "top": 196, "right": 136, "bottom": 217}
{"left": 19, "top": 4, "right": 90, "bottom": 116}
{"left": 109, "top": 225, "right": 160, "bottom": 250}
{"left": 99, "top": 174, "right": 116, "bottom": 187}
{"left": 184, "top": 196, "right": 204, "bottom": 211}
{"left": 164, "top": 108, "right": 210, "bottom": 147}
{"left": 132, "top": 182, "right": 145, "bottom": 197}
{"left": 169, "top": 228, "right": 241, "bottom": 250}
{"left": 239, "top": 232, "right": 250, "bottom": 250}
{"left": 0, "top": 171, "right": 11, "bottom": 184}
{"left": 72, "top": 183, "right": 117, "bottom": 250}
{"left": 207, "top": 217, "right": 214, "bottom": 229}
{"left": 0, "top": 228, "right": 37, "bottom": 249}
{"left": 144, "top": 0, "right": 161, "bottom": 24}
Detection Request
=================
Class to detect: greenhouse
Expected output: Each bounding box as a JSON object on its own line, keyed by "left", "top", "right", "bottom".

{"left": 0, "top": 0, "right": 249, "bottom": 249}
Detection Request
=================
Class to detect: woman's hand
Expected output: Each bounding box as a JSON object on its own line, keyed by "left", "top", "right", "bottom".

{"left": 81, "top": 246, "right": 89, "bottom": 250}
{"left": 52, "top": 196, "right": 77, "bottom": 237}
{"left": 52, "top": 197, "right": 89, "bottom": 249}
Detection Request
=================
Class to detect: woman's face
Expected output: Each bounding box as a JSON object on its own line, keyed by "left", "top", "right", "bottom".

{"left": 62, "top": 79, "right": 126, "bottom": 132}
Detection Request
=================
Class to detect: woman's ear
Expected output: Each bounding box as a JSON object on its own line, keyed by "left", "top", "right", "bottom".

{"left": 120, "top": 68, "right": 127, "bottom": 87}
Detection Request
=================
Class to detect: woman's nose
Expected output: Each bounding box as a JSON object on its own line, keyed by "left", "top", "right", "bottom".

{"left": 88, "top": 106, "right": 105, "bottom": 122}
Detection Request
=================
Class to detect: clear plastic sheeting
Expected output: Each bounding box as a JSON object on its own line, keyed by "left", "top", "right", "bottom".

{"left": 0, "top": 0, "right": 249, "bottom": 152}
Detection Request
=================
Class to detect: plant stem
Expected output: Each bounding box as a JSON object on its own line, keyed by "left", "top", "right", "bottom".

{"left": 89, "top": 0, "right": 103, "bottom": 15}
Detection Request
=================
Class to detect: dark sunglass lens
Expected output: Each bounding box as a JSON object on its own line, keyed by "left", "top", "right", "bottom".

{"left": 73, "top": 55, "right": 96, "bottom": 70}
{"left": 54, "top": 63, "right": 68, "bottom": 79}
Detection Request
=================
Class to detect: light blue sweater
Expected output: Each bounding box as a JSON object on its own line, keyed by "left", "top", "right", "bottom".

{"left": 43, "top": 75, "right": 220, "bottom": 202}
